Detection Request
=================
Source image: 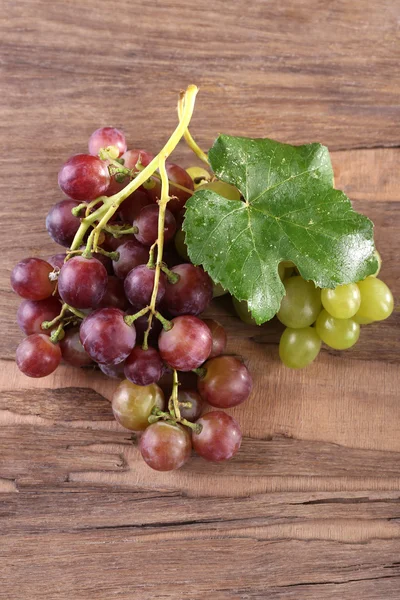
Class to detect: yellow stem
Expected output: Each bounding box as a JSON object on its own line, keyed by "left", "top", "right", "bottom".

{"left": 178, "top": 92, "right": 209, "bottom": 165}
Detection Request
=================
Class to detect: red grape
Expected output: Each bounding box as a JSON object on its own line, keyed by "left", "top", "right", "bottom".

{"left": 16, "top": 333, "right": 62, "bottom": 378}
{"left": 112, "top": 379, "right": 164, "bottom": 430}
{"left": 122, "top": 148, "right": 154, "bottom": 171}
{"left": 79, "top": 247, "right": 113, "bottom": 274}
{"left": 119, "top": 190, "right": 152, "bottom": 223}
{"left": 95, "top": 276, "right": 129, "bottom": 310}
{"left": 79, "top": 308, "right": 136, "bottom": 365}
{"left": 192, "top": 411, "right": 242, "bottom": 462}
{"left": 124, "top": 346, "right": 164, "bottom": 386}
{"left": 139, "top": 422, "right": 192, "bottom": 471}
{"left": 133, "top": 205, "right": 176, "bottom": 247}
{"left": 158, "top": 315, "right": 212, "bottom": 371}
{"left": 46, "top": 199, "right": 83, "bottom": 247}
{"left": 112, "top": 239, "right": 149, "bottom": 279}
{"left": 203, "top": 319, "right": 227, "bottom": 358}
{"left": 58, "top": 256, "right": 108, "bottom": 309}
{"left": 47, "top": 253, "right": 66, "bottom": 270}
{"left": 177, "top": 389, "right": 203, "bottom": 421}
{"left": 147, "top": 163, "right": 194, "bottom": 213}
{"left": 198, "top": 356, "right": 252, "bottom": 408}
{"left": 58, "top": 154, "right": 110, "bottom": 200}
{"left": 59, "top": 327, "right": 93, "bottom": 367}
{"left": 101, "top": 232, "right": 136, "bottom": 252}
{"left": 11, "top": 258, "right": 56, "bottom": 301}
{"left": 127, "top": 311, "right": 162, "bottom": 345}
{"left": 124, "top": 265, "right": 166, "bottom": 309}
{"left": 163, "top": 264, "right": 213, "bottom": 317}
{"left": 17, "top": 297, "right": 61, "bottom": 336}
{"left": 88, "top": 127, "right": 127, "bottom": 157}
{"left": 99, "top": 361, "right": 125, "bottom": 379}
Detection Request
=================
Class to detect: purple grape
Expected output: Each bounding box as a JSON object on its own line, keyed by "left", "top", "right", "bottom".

{"left": 46, "top": 199, "right": 83, "bottom": 247}
{"left": 202, "top": 319, "right": 227, "bottom": 358}
{"left": 163, "top": 264, "right": 213, "bottom": 316}
{"left": 124, "top": 265, "right": 166, "bottom": 309}
{"left": 133, "top": 205, "right": 176, "bottom": 247}
{"left": 11, "top": 258, "right": 56, "bottom": 301}
{"left": 47, "top": 254, "right": 66, "bottom": 270}
{"left": 119, "top": 190, "right": 152, "bottom": 223}
{"left": 58, "top": 256, "right": 108, "bottom": 309}
{"left": 112, "top": 239, "right": 149, "bottom": 279}
{"left": 147, "top": 163, "right": 194, "bottom": 213}
{"left": 177, "top": 389, "right": 203, "bottom": 421}
{"left": 95, "top": 276, "right": 129, "bottom": 310}
{"left": 59, "top": 327, "right": 93, "bottom": 367}
{"left": 127, "top": 311, "right": 162, "bottom": 345}
{"left": 198, "top": 356, "right": 252, "bottom": 408}
{"left": 79, "top": 308, "right": 136, "bottom": 365}
{"left": 99, "top": 361, "right": 126, "bottom": 379}
{"left": 124, "top": 346, "right": 164, "bottom": 386}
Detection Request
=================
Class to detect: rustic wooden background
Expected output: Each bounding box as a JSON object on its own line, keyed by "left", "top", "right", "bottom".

{"left": 1, "top": 1, "right": 399, "bottom": 598}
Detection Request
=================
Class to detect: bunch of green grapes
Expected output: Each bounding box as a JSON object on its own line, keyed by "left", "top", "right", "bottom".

{"left": 233, "top": 252, "right": 394, "bottom": 369}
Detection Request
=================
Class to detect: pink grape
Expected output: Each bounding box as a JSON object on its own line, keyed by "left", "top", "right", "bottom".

{"left": 58, "top": 256, "right": 108, "bottom": 309}
{"left": 95, "top": 276, "right": 129, "bottom": 310}
{"left": 139, "top": 422, "right": 192, "bottom": 471}
{"left": 46, "top": 199, "right": 83, "bottom": 247}
{"left": 124, "top": 265, "right": 166, "bottom": 309}
{"left": 79, "top": 308, "right": 136, "bottom": 365}
{"left": 16, "top": 333, "right": 62, "bottom": 378}
{"left": 88, "top": 127, "right": 127, "bottom": 157}
{"left": 124, "top": 346, "right": 164, "bottom": 386}
{"left": 59, "top": 327, "right": 93, "bottom": 367}
{"left": 158, "top": 315, "right": 212, "bottom": 371}
{"left": 192, "top": 411, "right": 242, "bottom": 462}
{"left": 203, "top": 319, "right": 227, "bottom": 358}
{"left": 58, "top": 154, "right": 110, "bottom": 200}
{"left": 112, "top": 239, "right": 149, "bottom": 279}
{"left": 177, "top": 389, "right": 203, "bottom": 421}
{"left": 198, "top": 355, "right": 252, "bottom": 408}
{"left": 17, "top": 297, "right": 61, "bottom": 336}
{"left": 11, "top": 258, "right": 56, "bottom": 301}
{"left": 133, "top": 204, "right": 176, "bottom": 247}
{"left": 163, "top": 264, "right": 213, "bottom": 316}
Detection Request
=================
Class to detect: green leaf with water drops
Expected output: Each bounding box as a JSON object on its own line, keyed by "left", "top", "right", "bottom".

{"left": 183, "top": 134, "right": 378, "bottom": 324}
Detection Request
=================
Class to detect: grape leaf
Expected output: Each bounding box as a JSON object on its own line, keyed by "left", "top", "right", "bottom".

{"left": 183, "top": 134, "right": 378, "bottom": 324}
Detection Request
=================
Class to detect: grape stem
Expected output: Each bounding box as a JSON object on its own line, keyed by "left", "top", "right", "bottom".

{"left": 160, "top": 264, "right": 180, "bottom": 284}
{"left": 41, "top": 303, "right": 86, "bottom": 331}
{"left": 178, "top": 91, "right": 209, "bottom": 165}
{"left": 171, "top": 369, "right": 181, "bottom": 420}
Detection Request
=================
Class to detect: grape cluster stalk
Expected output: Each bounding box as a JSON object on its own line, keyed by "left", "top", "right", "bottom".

{"left": 11, "top": 85, "right": 252, "bottom": 471}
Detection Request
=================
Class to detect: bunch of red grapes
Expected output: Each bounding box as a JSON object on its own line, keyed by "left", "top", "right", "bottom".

{"left": 10, "top": 126, "right": 253, "bottom": 471}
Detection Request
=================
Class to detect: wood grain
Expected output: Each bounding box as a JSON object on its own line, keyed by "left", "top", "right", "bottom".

{"left": 1, "top": 0, "right": 400, "bottom": 598}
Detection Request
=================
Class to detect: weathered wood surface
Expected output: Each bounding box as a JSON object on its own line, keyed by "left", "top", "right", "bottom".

{"left": 0, "top": 0, "right": 399, "bottom": 598}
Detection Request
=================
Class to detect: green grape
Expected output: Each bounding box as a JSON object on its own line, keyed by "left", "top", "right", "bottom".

{"left": 277, "top": 276, "right": 321, "bottom": 328}
{"left": 357, "top": 277, "right": 394, "bottom": 321}
{"left": 353, "top": 313, "right": 374, "bottom": 325}
{"left": 197, "top": 180, "right": 241, "bottom": 201}
{"left": 279, "top": 327, "right": 321, "bottom": 369}
{"left": 232, "top": 297, "right": 258, "bottom": 325}
{"left": 321, "top": 283, "right": 361, "bottom": 319}
{"left": 186, "top": 166, "right": 211, "bottom": 189}
{"left": 370, "top": 250, "right": 382, "bottom": 278}
{"left": 316, "top": 310, "right": 360, "bottom": 350}
{"left": 174, "top": 228, "right": 189, "bottom": 261}
{"left": 213, "top": 281, "right": 228, "bottom": 297}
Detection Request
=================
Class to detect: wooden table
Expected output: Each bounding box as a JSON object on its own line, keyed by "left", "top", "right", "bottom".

{"left": 1, "top": 1, "right": 399, "bottom": 598}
